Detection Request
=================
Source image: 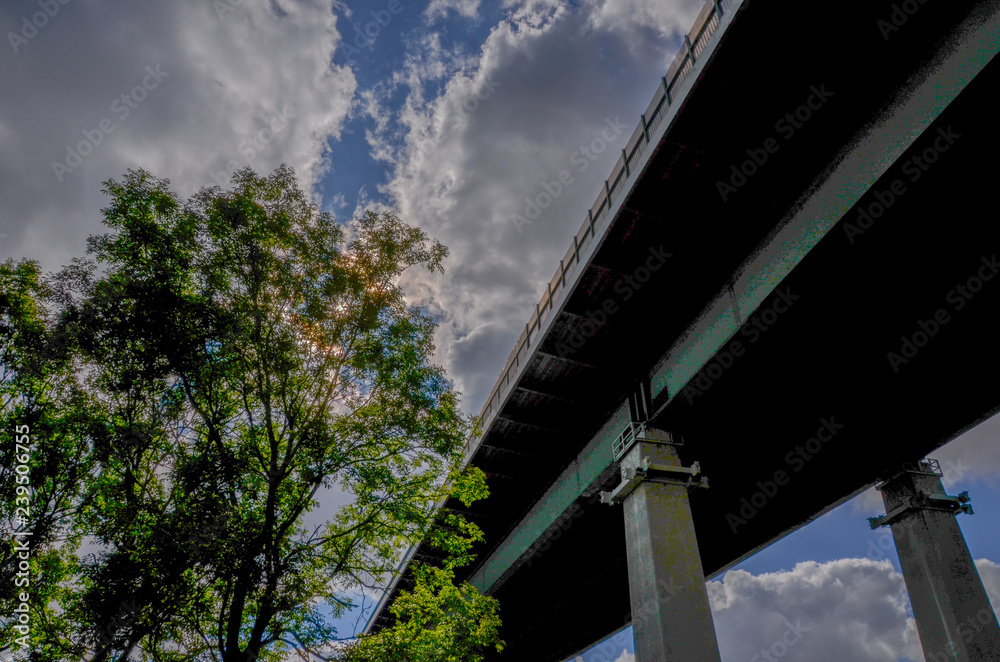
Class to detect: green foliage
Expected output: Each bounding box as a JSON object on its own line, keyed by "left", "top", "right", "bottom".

{"left": 337, "top": 469, "right": 503, "bottom": 661}
{"left": 0, "top": 166, "right": 500, "bottom": 662}
{"left": 338, "top": 564, "right": 502, "bottom": 662}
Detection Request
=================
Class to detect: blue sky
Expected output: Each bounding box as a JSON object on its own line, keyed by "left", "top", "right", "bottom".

{"left": 1, "top": 1, "right": 997, "bottom": 660}
{"left": 570, "top": 414, "right": 1000, "bottom": 662}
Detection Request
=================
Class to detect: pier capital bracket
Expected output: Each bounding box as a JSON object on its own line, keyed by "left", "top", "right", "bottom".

{"left": 867, "top": 458, "right": 973, "bottom": 529}
{"left": 868, "top": 489, "right": 973, "bottom": 529}
{"left": 600, "top": 424, "right": 708, "bottom": 506}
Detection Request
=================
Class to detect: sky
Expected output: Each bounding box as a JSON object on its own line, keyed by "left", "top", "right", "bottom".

{"left": 1, "top": 0, "right": 997, "bottom": 660}
{"left": 573, "top": 415, "right": 1000, "bottom": 662}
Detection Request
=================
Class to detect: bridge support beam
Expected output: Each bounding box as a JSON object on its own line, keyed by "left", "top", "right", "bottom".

{"left": 870, "top": 459, "right": 1000, "bottom": 661}
{"left": 605, "top": 433, "right": 721, "bottom": 662}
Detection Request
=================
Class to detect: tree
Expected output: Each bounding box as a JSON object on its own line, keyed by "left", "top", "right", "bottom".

{"left": 336, "top": 509, "right": 503, "bottom": 662}
{"left": 0, "top": 165, "right": 502, "bottom": 661}
{"left": 0, "top": 258, "right": 97, "bottom": 659}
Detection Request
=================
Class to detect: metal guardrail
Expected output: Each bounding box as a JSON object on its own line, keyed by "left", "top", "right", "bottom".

{"left": 611, "top": 424, "right": 637, "bottom": 462}
{"left": 369, "top": 0, "right": 739, "bottom": 635}
{"left": 922, "top": 458, "right": 943, "bottom": 476}
{"left": 461, "top": 0, "right": 736, "bottom": 462}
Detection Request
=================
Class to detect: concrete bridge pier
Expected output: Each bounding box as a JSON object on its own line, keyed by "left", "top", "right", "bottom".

{"left": 601, "top": 427, "right": 721, "bottom": 662}
{"left": 869, "top": 459, "right": 1000, "bottom": 661}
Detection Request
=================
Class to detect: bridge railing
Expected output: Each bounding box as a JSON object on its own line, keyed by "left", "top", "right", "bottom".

{"left": 367, "top": 0, "right": 740, "bottom": 636}
{"left": 462, "top": 0, "right": 736, "bottom": 463}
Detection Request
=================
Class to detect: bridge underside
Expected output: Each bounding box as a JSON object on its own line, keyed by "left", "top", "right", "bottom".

{"left": 488, "top": 2, "right": 1000, "bottom": 658}
{"left": 370, "top": 0, "right": 1000, "bottom": 659}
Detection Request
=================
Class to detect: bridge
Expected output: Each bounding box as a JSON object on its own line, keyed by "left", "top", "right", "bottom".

{"left": 366, "top": 0, "right": 1000, "bottom": 659}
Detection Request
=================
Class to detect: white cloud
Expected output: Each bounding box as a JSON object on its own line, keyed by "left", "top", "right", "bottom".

{"left": 976, "top": 558, "right": 1000, "bottom": 613}
{"left": 1, "top": 0, "right": 354, "bottom": 273}
{"left": 577, "top": 558, "right": 996, "bottom": 662}
{"left": 709, "top": 558, "right": 924, "bottom": 661}
{"left": 584, "top": 0, "right": 703, "bottom": 45}
{"left": 934, "top": 411, "right": 1000, "bottom": 489}
{"left": 427, "top": 0, "right": 482, "bottom": 20}
{"left": 852, "top": 486, "right": 888, "bottom": 516}
{"left": 850, "top": 410, "right": 1000, "bottom": 519}
{"left": 358, "top": 0, "right": 707, "bottom": 412}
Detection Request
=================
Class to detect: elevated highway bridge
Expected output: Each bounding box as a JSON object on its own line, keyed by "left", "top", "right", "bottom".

{"left": 368, "top": 0, "right": 1000, "bottom": 659}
